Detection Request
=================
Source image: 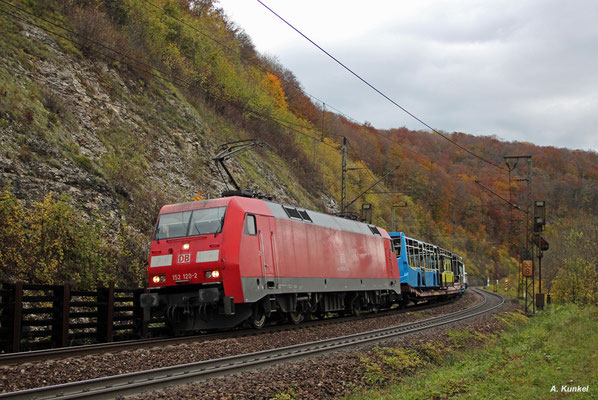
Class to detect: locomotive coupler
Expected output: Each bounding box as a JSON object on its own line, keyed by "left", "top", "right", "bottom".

{"left": 182, "top": 296, "right": 193, "bottom": 316}
{"left": 198, "top": 287, "right": 220, "bottom": 304}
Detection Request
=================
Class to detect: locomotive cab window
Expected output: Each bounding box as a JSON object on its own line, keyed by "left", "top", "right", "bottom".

{"left": 189, "top": 207, "right": 226, "bottom": 236}
{"left": 244, "top": 214, "right": 257, "bottom": 236}
{"left": 154, "top": 206, "right": 226, "bottom": 240}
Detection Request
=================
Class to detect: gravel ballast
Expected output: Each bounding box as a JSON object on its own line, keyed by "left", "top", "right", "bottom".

{"left": 133, "top": 294, "right": 519, "bottom": 400}
{"left": 1, "top": 291, "right": 486, "bottom": 394}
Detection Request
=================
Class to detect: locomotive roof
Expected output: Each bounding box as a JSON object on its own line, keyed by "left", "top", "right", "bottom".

{"left": 158, "top": 196, "right": 390, "bottom": 239}
{"left": 263, "top": 200, "right": 391, "bottom": 239}
{"left": 158, "top": 197, "right": 232, "bottom": 214}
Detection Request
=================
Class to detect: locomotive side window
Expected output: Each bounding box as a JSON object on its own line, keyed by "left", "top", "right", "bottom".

{"left": 298, "top": 210, "right": 313, "bottom": 222}
{"left": 244, "top": 214, "right": 257, "bottom": 235}
{"left": 282, "top": 205, "right": 314, "bottom": 223}
{"left": 369, "top": 226, "right": 381, "bottom": 235}
{"left": 154, "top": 206, "right": 226, "bottom": 240}
{"left": 283, "top": 206, "right": 303, "bottom": 220}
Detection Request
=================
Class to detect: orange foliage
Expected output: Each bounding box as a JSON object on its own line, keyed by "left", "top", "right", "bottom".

{"left": 263, "top": 72, "right": 288, "bottom": 110}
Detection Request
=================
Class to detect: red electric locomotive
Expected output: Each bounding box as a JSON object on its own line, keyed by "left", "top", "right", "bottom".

{"left": 140, "top": 196, "right": 401, "bottom": 332}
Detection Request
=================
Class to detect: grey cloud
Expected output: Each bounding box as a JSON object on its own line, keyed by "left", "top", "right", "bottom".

{"left": 259, "top": 0, "right": 598, "bottom": 151}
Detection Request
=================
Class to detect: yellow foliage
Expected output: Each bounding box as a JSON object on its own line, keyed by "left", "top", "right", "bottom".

{"left": 551, "top": 257, "right": 598, "bottom": 305}
{"left": 0, "top": 191, "right": 26, "bottom": 280}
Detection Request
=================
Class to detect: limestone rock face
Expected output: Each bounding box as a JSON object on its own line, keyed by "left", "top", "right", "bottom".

{"left": 0, "top": 23, "right": 336, "bottom": 241}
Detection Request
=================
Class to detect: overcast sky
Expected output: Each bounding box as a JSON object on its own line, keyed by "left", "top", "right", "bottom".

{"left": 216, "top": 0, "right": 598, "bottom": 152}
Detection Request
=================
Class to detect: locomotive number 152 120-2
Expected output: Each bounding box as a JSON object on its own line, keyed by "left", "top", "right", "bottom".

{"left": 172, "top": 273, "right": 198, "bottom": 281}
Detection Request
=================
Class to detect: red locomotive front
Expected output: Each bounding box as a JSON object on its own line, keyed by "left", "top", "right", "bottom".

{"left": 148, "top": 198, "right": 230, "bottom": 290}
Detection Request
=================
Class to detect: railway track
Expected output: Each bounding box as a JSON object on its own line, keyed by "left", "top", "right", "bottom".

{"left": 0, "top": 294, "right": 461, "bottom": 366}
{"left": 0, "top": 288, "right": 503, "bottom": 400}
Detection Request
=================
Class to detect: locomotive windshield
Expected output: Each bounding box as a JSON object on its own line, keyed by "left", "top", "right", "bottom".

{"left": 154, "top": 206, "right": 227, "bottom": 240}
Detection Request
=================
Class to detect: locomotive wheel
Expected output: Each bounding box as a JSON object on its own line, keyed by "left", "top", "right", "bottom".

{"left": 249, "top": 313, "right": 266, "bottom": 329}
{"left": 248, "top": 304, "right": 266, "bottom": 329}
{"left": 288, "top": 311, "right": 304, "bottom": 325}
{"left": 350, "top": 296, "right": 363, "bottom": 316}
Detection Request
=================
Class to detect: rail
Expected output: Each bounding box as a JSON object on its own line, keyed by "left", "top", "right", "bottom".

{"left": 0, "top": 293, "right": 461, "bottom": 365}
{"left": 0, "top": 288, "right": 504, "bottom": 400}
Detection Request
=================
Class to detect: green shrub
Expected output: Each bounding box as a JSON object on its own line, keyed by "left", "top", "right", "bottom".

{"left": 0, "top": 190, "right": 145, "bottom": 288}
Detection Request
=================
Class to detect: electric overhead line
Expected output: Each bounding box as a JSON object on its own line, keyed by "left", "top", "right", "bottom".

{"left": 140, "top": 0, "right": 365, "bottom": 126}
{"left": 141, "top": 0, "right": 416, "bottom": 160}
{"left": 5, "top": 0, "right": 506, "bottom": 223}
{"left": 138, "top": 0, "right": 353, "bottom": 150}
{"left": 137, "top": 0, "right": 478, "bottom": 189}
{"left": 3, "top": 3, "right": 509, "bottom": 239}
{"left": 0, "top": 1, "right": 339, "bottom": 151}
{"left": 256, "top": 0, "right": 506, "bottom": 172}
{"left": 136, "top": 0, "right": 509, "bottom": 202}
{"left": 142, "top": 0, "right": 437, "bottom": 175}
{"left": 131, "top": 0, "right": 450, "bottom": 186}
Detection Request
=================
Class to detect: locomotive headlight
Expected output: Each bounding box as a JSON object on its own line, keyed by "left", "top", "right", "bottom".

{"left": 152, "top": 275, "right": 160, "bottom": 283}
{"left": 182, "top": 243, "right": 190, "bottom": 251}
{"left": 205, "top": 270, "right": 220, "bottom": 279}
{"left": 160, "top": 275, "right": 166, "bottom": 282}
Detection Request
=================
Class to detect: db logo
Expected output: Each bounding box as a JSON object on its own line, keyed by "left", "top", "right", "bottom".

{"left": 178, "top": 254, "right": 191, "bottom": 264}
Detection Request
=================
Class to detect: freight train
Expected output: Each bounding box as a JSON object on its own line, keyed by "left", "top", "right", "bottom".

{"left": 140, "top": 196, "right": 466, "bottom": 333}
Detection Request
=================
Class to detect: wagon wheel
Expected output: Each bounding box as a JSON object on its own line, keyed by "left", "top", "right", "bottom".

{"left": 288, "top": 311, "right": 304, "bottom": 325}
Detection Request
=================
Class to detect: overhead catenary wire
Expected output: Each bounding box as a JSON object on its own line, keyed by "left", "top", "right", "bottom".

{"left": 0, "top": 3, "right": 518, "bottom": 254}
{"left": 142, "top": 0, "right": 459, "bottom": 168}
{"left": 0, "top": 1, "right": 340, "bottom": 151}
{"left": 143, "top": 0, "right": 486, "bottom": 179}
{"left": 135, "top": 0, "right": 503, "bottom": 194}
{"left": 2, "top": 1, "right": 511, "bottom": 226}
{"left": 255, "top": 0, "right": 506, "bottom": 172}
{"left": 8, "top": 0, "right": 509, "bottom": 181}
{"left": 140, "top": 0, "right": 366, "bottom": 124}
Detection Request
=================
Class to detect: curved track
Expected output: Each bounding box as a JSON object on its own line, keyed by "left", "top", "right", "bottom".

{"left": 0, "top": 289, "right": 503, "bottom": 400}
{"left": 0, "top": 295, "right": 460, "bottom": 365}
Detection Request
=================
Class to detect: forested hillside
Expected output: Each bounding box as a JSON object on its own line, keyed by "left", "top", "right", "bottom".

{"left": 0, "top": 0, "right": 596, "bottom": 302}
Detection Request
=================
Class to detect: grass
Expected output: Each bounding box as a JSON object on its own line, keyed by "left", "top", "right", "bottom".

{"left": 348, "top": 304, "right": 598, "bottom": 400}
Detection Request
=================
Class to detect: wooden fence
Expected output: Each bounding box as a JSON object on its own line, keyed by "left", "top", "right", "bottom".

{"left": 0, "top": 282, "right": 156, "bottom": 353}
